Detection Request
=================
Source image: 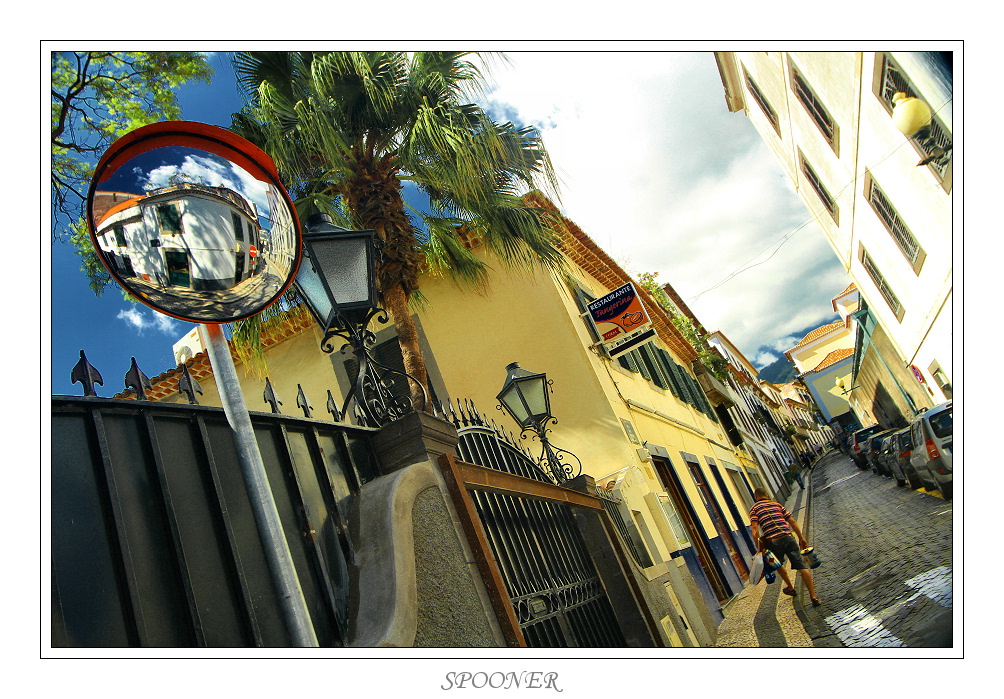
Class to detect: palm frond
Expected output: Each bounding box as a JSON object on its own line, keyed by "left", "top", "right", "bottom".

{"left": 226, "top": 288, "right": 312, "bottom": 378}
{"left": 420, "top": 215, "right": 490, "bottom": 290}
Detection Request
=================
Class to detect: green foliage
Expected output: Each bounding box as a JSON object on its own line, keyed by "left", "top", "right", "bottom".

{"left": 637, "top": 271, "right": 729, "bottom": 382}
{"left": 52, "top": 51, "right": 213, "bottom": 291}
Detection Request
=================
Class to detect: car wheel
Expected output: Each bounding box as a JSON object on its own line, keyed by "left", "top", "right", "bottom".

{"left": 940, "top": 482, "right": 952, "bottom": 500}
{"left": 895, "top": 477, "right": 906, "bottom": 487}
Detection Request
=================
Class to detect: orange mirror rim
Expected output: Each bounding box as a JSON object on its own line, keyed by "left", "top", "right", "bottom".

{"left": 86, "top": 121, "right": 302, "bottom": 324}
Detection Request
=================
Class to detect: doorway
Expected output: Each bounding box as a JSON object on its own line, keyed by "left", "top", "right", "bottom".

{"left": 651, "top": 456, "right": 731, "bottom": 602}
{"left": 164, "top": 250, "right": 191, "bottom": 288}
{"left": 686, "top": 458, "right": 749, "bottom": 581}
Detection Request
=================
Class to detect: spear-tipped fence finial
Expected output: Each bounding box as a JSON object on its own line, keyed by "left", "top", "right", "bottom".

{"left": 326, "top": 390, "right": 341, "bottom": 422}
{"left": 177, "top": 363, "right": 203, "bottom": 405}
{"left": 263, "top": 377, "right": 282, "bottom": 414}
{"left": 125, "top": 357, "right": 152, "bottom": 400}
{"left": 296, "top": 384, "right": 313, "bottom": 418}
{"left": 71, "top": 350, "right": 103, "bottom": 397}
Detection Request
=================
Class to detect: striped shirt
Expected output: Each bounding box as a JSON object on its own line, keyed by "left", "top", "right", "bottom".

{"left": 749, "top": 499, "right": 792, "bottom": 541}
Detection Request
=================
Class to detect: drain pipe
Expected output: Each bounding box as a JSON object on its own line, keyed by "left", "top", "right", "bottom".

{"left": 201, "top": 323, "right": 318, "bottom": 647}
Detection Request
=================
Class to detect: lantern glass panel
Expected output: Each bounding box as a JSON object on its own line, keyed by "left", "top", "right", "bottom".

{"left": 310, "top": 235, "right": 373, "bottom": 309}
{"left": 294, "top": 258, "right": 334, "bottom": 326}
{"left": 499, "top": 383, "right": 531, "bottom": 425}
{"left": 520, "top": 377, "right": 549, "bottom": 420}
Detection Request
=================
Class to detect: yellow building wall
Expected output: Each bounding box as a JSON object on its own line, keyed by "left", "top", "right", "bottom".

{"left": 416, "top": 255, "right": 760, "bottom": 556}
{"left": 159, "top": 322, "right": 356, "bottom": 426}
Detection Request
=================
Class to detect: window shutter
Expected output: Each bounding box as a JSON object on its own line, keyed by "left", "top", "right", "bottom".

{"left": 632, "top": 349, "right": 652, "bottom": 382}
{"left": 657, "top": 349, "right": 683, "bottom": 399}
{"left": 619, "top": 352, "right": 639, "bottom": 373}
{"left": 640, "top": 344, "right": 669, "bottom": 389}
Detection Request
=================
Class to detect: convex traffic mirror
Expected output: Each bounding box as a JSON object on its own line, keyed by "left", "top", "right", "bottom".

{"left": 87, "top": 121, "right": 302, "bottom": 323}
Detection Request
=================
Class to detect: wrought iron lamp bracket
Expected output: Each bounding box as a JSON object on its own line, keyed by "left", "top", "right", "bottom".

{"left": 319, "top": 305, "right": 427, "bottom": 428}
{"left": 498, "top": 408, "right": 582, "bottom": 484}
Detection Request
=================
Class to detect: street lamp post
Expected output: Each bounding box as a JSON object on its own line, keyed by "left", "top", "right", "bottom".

{"left": 835, "top": 376, "right": 860, "bottom": 395}
{"left": 496, "top": 362, "right": 581, "bottom": 484}
{"left": 891, "top": 91, "right": 952, "bottom": 167}
{"left": 294, "top": 213, "right": 426, "bottom": 427}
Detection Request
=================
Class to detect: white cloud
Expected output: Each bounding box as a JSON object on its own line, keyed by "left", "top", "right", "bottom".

{"left": 482, "top": 51, "right": 850, "bottom": 367}
{"left": 117, "top": 306, "right": 179, "bottom": 336}
{"left": 143, "top": 153, "right": 271, "bottom": 218}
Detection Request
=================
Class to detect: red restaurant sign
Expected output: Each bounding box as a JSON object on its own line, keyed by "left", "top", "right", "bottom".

{"left": 587, "top": 283, "right": 652, "bottom": 346}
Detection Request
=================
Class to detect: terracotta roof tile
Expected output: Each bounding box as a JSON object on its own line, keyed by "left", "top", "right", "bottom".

{"left": 834, "top": 282, "right": 856, "bottom": 298}
{"left": 809, "top": 347, "right": 854, "bottom": 373}
{"left": 832, "top": 282, "right": 858, "bottom": 311}
{"left": 791, "top": 320, "right": 845, "bottom": 351}
{"left": 115, "top": 307, "right": 315, "bottom": 400}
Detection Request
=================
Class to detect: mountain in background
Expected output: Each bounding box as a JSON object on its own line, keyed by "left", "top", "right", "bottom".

{"left": 757, "top": 356, "right": 798, "bottom": 384}
{"left": 752, "top": 314, "right": 840, "bottom": 384}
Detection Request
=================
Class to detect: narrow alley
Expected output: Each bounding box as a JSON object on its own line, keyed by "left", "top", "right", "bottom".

{"left": 716, "top": 449, "right": 953, "bottom": 649}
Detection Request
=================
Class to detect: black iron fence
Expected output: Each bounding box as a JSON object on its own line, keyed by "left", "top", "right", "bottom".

{"left": 51, "top": 396, "right": 380, "bottom": 647}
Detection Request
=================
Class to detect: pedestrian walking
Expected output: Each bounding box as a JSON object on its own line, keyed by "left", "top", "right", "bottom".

{"left": 749, "top": 487, "right": 821, "bottom": 607}
{"left": 789, "top": 462, "right": 805, "bottom": 490}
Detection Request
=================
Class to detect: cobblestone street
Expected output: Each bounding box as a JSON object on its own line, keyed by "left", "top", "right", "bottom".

{"left": 806, "top": 449, "right": 953, "bottom": 648}
{"left": 715, "top": 448, "right": 954, "bottom": 651}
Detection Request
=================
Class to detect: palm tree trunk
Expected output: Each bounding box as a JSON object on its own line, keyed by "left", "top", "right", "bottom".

{"left": 342, "top": 158, "right": 430, "bottom": 413}
{"left": 382, "top": 281, "right": 430, "bottom": 412}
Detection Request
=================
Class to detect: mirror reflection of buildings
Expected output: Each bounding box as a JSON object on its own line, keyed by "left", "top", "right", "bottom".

{"left": 94, "top": 182, "right": 277, "bottom": 292}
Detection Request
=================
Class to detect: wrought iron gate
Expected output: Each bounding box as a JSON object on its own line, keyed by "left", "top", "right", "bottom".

{"left": 441, "top": 401, "right": 627, "bottom": 647}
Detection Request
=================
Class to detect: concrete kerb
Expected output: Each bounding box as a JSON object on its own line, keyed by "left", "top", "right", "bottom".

{"left": 790, "top": 449, "right": 844, "bottom": 648}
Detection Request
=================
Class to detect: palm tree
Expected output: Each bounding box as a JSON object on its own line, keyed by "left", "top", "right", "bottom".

{"left": 231, "top": 51, "right": 565, "bottom": 410}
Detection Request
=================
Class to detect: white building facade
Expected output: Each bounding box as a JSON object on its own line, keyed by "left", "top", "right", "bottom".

{"left": 706, "top": 331, "right": 798, "bottom": 499}
{"left": 95, "top": 183, "right": 263, "bottom": 291}
{"left": 715, "top": 51, "right": 953, "bottom": 417}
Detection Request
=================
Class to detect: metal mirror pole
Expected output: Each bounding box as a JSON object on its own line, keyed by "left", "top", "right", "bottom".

{"left": 200, "top": 322, "right": 318, "bottom": 647}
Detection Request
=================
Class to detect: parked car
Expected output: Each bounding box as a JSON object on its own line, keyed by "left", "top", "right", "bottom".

{"left": 850, "top": 425, "right": 884, "bottom": 469}
{"left": 866, "top": 430, "right": 899, "bottom": 475}
{"left": 878, "top": 430, "right": 906, "bottom": 479}
{"left": 909, "top": 402, "right": 953, "bottom": 499}
{"left": 885, "top": 428, "right": 924, "bottom": 489}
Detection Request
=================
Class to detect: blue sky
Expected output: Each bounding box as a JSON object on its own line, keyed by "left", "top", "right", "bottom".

{"left": 50, "top": 50, "right": 850, "bottom": 398}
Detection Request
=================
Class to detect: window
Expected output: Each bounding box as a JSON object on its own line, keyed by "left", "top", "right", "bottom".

{"left": 113, "top": 226, "right": 126, "bottom": 247}
{"left": 156, "top": 204, "right": 183, "bottom": 235}
{"left": 638, "top": 344, "right": 671, "bottom": 390}
{"left": 569, "top": 282, "right": 602, "bottom": 344}
{"left": 658, "top": 495, "right": 692, "bottom": 549}
{"left": 618, "top": 344, "right": 717, "bottom": 422}
{"left": 928, "top": 361, "right": 952, "bottom": 399}
{"left": 724, "top": 462, "right": 754, "bottom": 510}
{"left": 232, "top": 212, "right": 244, "bottom": 242}
{"left": 860, "top": 247, "right": 905, "bottom": 321}
{"left": 867, "top": 174, "right": 925, "bottom": 273}
{"left": 799, "top": 152, "right": 838, "bottom": 224}
{"left": 790, "top": 62, "right": 838, "bottom": 153}
{"left": 745, "top": 468, "right": 766, "bottom": 493}
{"left": 743, "top": 66, "right": 780, "bottom": 135}
{"left": 876, "top": 53, "right": 952, "bottom": 183}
